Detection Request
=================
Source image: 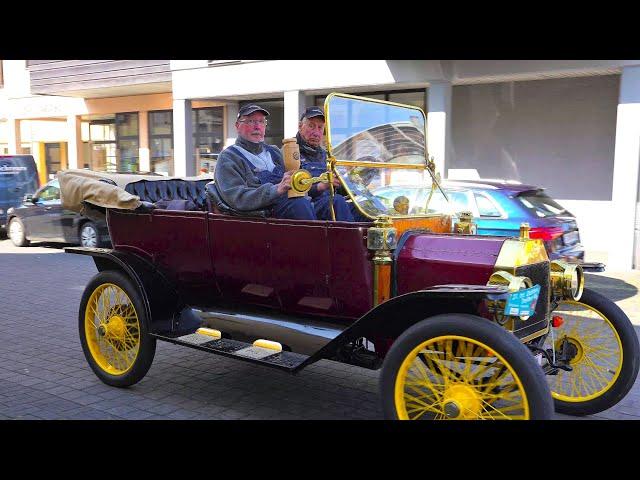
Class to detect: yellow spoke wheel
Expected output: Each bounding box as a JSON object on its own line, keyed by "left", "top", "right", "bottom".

{"left": 395, "top": 336, "right": 528, "bottom": 419}
{"left": 79, "top": 270, "right": 156, "bottom": 387}
{"left": 544, "top": 288, "right": 639, "bottom": 416}
{"left": 85, "top": 284, "right": 140, "bottom": 375}
{"left": 380, "top": 314, "right": 554, "bottom": 420}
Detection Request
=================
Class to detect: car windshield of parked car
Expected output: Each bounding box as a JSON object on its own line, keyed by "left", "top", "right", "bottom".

{"left": 516, "top": 189, "right": 570, "bottom": 218}
{"left": 325, "top": 94, "right": 451, "bottom": 218}
{"left": 36, "top": 180, "right": 61, "bottom": 204}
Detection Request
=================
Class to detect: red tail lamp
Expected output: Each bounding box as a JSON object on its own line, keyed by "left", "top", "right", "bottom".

{"left": 551, "top": 315, "right": 564, "bottom": 328}
{"left": 529, "top": 227, "right": 564, "bottom": 241}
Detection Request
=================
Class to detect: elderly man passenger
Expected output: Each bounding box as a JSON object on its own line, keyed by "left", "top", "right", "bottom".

{"left": 214, "top": 104, "right": 316, "bottom": 220}
{"left": 296, "top": 106, "right": 369, "bottom": 221}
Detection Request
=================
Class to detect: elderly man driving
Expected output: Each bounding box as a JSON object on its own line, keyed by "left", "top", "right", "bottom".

{"left": 213, "top": 104, "right": 316, "bottom": 220}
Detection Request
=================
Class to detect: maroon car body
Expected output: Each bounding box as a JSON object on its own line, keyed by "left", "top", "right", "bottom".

{"left": 61, "top": 93, "right": 639, "bottom": 421}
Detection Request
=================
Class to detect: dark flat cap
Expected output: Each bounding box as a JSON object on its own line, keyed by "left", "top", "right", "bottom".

{"left": 300, "top": 106, "right": 325, "bottom": 121}
{"left": 237, "top": 104, "right": 270, "bottom": 119}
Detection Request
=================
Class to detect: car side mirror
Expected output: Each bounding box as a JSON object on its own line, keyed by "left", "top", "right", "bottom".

{"left": 23, "top": 194, "right": 35, "bottom": 203}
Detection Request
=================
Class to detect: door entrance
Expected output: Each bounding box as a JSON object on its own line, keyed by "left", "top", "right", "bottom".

{"left": 44, "top": 143, "right": 62, "bottom": 180}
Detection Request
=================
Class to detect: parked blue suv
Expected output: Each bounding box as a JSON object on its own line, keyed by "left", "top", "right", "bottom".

{"left": 372, "top": 178, "right": 585, "bottom": 262}
{"left": 442, "top": 179, "right": 584, "bottom": 261}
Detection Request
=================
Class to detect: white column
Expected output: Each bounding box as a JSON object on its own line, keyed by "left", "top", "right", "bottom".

{"left": 284, "top": 90, "right": 306, "bottom": 139}
{"left": 427, "top": 82, "right": 452, "bottom": 178}
{"left": 7, "top": 118, "right": 21, "bottom": 154}
{"left": 66, "top": 115, "right": 81, "bottom": 169}
{"left": 225, "top": 103, "right": 239, "bottom": 148}
{"left": 609, "top": 65, "right": 640, "bottom": 271}
{"left": 138, "top": 111, "right": 150, "bottom": 172}
{"left": 173, "top": 99, "right": 194, "bottom": 177}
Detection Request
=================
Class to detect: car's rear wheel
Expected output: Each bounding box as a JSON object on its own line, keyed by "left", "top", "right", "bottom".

{"left": 79, "top": 221, "right": 100, "bottom": 248}
{"left": 79, "top": 270, "right": 156, "bottom": 387}
{"left": 544, "top": 288, "right": 640, "bottom": 416}
{"left": 8, "top": 217, "right": 30, "bottom": 247}
{"left": 380, "top": 314, "right": 554, "bottom": 420}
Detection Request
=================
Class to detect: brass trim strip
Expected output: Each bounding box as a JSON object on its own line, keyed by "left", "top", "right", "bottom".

{"left": 334, "top": 160, "right": 427, "bottom": 169}
{"left": 518, "top": 325, "right": 550, "bottom": 343}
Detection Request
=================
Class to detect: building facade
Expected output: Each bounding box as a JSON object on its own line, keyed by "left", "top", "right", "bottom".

{"left": 1, "top": 59, "right": 639, "bottom": 270}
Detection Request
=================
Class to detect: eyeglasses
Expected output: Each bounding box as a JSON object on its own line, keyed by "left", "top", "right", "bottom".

{"left": 238, "top": 119, "right": 268, "bottom": 126}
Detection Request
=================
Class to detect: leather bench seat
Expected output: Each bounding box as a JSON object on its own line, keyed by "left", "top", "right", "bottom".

{"left": 125, "top": 179, "right": 210, "bottom": 211}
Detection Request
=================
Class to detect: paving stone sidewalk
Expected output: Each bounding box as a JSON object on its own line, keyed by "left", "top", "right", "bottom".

{"left": 1, "top": 238, "right": 639, "bottom": 420}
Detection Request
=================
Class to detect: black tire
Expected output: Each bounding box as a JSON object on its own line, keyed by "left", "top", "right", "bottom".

{"left": 8, "top": 217, "right": 30, "bottom": 247}
{"left": 545, "top": 288, "right": 640, "bottom": 416}
{"left": 79, "top": 221, "right": 100, "bottom": 248}
{"left": 78, "top": 270, "right": 156, "bottom": 387}
{"left": 380, "top": 314, "right": 554, "bottom": 420}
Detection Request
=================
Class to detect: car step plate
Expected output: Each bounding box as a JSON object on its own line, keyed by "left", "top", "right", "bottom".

{"left": 154, "top": 332, "right": 309, "bottom": 372}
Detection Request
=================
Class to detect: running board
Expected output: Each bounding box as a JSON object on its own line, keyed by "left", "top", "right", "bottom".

{"left": 153, "top": 331, "right": 310, "bottom": 373}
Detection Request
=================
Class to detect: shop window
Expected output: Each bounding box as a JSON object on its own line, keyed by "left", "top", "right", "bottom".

{"left": 87, "top": 119, "right": 116, "bottom": 172}
{"left": 116, "top": 112, "right": 139, "bottom": 172}
{"left": 192, "top": 107, "right": 223, "bottom": 173}
{"left": 315, "top": 89, "right": 425, "bottom": 111}
{"left": 149, "top": 110, "right": 173, "bottom": 176}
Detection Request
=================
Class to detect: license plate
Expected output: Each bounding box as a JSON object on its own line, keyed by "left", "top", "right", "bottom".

{"left": 563, "top": 231, "right": 579, "bottom": 245}
{"left": 504, "top": 285, "right": 541, "bottom": 317}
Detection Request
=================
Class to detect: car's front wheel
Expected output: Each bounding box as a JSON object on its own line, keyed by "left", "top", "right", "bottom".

{"left": 79, "top": 270, "right": 156, "bottom": 387}
{"left": 544, "top": 288, "right": 640, "bottom": 415}
{"left": 8, "top": 217, "right": 30, "bottom": 247}
{"left": 380, "top": 314, "right": 554, "bottom": 420}
{"left": 79, "top": 221, "right": 100, "bottom": 248}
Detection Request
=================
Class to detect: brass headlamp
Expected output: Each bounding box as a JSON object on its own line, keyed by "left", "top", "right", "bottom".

{"left": 550, "top": 260, "right": 584, "bottom": 301}
{"left": 367, "top": 215, "right": 397, "bottom": 306}
{"left": 367, "top": 215, "right": 397, "bottom": 252}
{"left": 486, "top": 270, "right": 534, "bottom": 324}
{"left": 454, "top": 211, "right": 477, "bottom": 235}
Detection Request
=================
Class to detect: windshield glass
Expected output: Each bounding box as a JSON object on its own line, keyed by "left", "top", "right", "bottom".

{"left": 325, "top": 94, "right": 451, "bottom": 218}
{"left": 517, "top": 190, "right": 570, "bottom": 218}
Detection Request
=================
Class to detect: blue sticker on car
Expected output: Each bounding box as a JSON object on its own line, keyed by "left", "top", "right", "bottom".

{"left": 504, "top": 284, "right": 541, "bottom": 317}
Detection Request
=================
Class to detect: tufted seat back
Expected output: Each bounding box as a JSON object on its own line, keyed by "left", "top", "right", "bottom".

{"left": 125, "top": 179, "right": 211, "bottom": 211}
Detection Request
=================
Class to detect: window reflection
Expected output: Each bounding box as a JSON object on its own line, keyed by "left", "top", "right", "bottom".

{"left": 116, "top": 113, "right": 139, "bottom": 172}
{"left": 149, "top": 110, "right": 173, "bottom": 175}
{"left": 193, "top": 107, "right": 223, "bottom": 173}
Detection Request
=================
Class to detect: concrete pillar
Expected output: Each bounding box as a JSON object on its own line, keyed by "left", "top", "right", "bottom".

{"left": 8, "top": 118, "right": 21, "bottom": 154}
{"left": 609, "top": 65, "right": 640, "bottom": 271}
{"left": 427, "top": 82, "right": 452, "bottom": 178}
{"left": 225, "top": 103, "right": 239, "bottom": 148}
{"left": 138, "top": 111, "right": 150, "bottom": 172}
{"left": 173, "top": 99, "right": 194, "bottom": 177}
{"left": 284, "top": 90, "right": 306, "bottom": 138}
{"left": 66, "top": 115, "right": 82, "bottom": 169}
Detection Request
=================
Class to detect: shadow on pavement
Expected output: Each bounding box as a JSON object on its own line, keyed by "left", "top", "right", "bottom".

{"left": 584, "top": 273, "right": 638, "bottom": 302}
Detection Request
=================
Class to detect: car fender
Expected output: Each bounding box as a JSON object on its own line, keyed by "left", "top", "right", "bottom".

{"left": 65, "top": 247, "right": 185, "bottom": 335}
{"left": 300, "top": 284, "right": 509, "bottom": 368}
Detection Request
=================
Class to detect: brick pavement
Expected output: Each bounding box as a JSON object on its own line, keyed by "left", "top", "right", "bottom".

{"left": 1, "top": 237, "right": 639, "bottom": 420}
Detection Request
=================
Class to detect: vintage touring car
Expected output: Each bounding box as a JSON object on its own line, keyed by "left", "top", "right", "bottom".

{"left": 61, "top": 93, "right": 639, "bottom": 420}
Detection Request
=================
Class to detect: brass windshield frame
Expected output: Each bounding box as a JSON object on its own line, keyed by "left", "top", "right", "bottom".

{"left": 323, "top": 92, "right": 447, "bottom": 220}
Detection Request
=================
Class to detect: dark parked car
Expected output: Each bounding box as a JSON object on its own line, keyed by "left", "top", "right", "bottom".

{"left": 6, "top": 178, "right": 110, "bottom": 248}
{"left": 61, "top": 93, "right": 638, "bottom": 420}
{"left": 1, "top": 154, "right": 40, "bottom": 233}
{"left": 373, "top": 179, "right": 585, "bottom": 262}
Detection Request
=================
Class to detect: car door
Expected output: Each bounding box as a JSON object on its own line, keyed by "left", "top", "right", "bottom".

{"left": 25, "top": 182, "right": 66, "bottom": 240}
{"left": 472, "top": 191, "right": 511, "bottom": 236}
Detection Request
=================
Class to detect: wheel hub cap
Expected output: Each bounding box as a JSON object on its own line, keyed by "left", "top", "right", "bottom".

{"left": 98, "top": 315, "right": 126, "bottom": 344}
{"left": 557, "top": 336, "right": 584, "bottom": 365}
{"left": 443, "top": 384, "right": 481, "bottom": 419}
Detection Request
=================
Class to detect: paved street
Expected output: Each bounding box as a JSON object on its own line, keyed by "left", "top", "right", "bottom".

{"left": 1, "top": 237, "right": 639, "bottom": 420}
